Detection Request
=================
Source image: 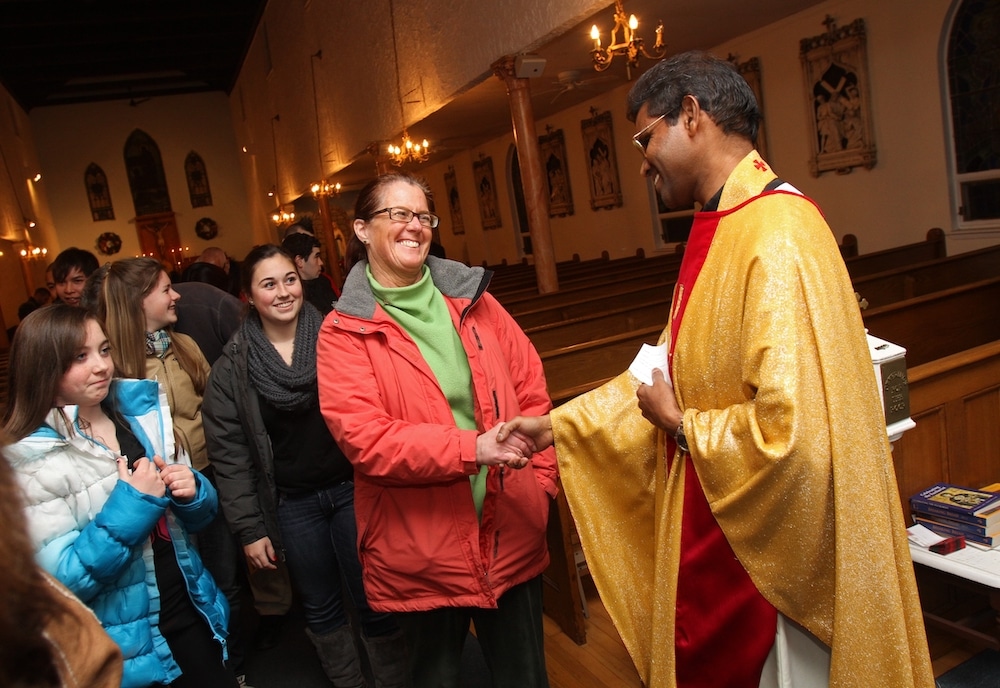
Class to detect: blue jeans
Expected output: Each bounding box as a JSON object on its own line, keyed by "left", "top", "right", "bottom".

{"left": 276, "top": 481, "right": 396, "bottom": 637}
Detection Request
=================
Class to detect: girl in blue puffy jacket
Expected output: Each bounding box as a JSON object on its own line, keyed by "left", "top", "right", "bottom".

{"left": 3, "top": 305, "right": 236, "bottom": 688}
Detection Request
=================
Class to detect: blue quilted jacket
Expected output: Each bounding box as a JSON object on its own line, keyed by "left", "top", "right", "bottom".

{"left": 6, "top": 378, "right": 229, "bottom": 688}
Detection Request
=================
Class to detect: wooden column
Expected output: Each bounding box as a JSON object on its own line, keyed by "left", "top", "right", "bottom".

{"left": 493, "top": 56, "right": 558, "bottom": 294}
{"left": 315, "top": 192, "right": 345, "bottom": 289}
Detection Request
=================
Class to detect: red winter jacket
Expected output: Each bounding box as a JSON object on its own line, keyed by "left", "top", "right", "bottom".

{"left": 317, "top": 258, "right": 557, "bottom": 612}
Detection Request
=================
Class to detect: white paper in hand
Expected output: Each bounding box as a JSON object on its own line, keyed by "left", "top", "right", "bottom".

{"left": 629, "top": 342, "right": 670, "bottom": 386}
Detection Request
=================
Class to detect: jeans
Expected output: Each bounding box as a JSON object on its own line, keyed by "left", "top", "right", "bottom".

{"left": 276, "top": 481, "right": 396, "bottom": 637}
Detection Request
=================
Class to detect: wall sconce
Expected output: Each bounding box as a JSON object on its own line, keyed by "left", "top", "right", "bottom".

{"left": 20, "top": 244, "right": 49, "bottom": 260}
{"left": 19, "top": 227, "right": 48, "bottom": 261}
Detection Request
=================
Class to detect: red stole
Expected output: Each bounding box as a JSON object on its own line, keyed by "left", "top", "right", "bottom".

{"left": 669, "top": 207, "right": 778, "bottom": 688}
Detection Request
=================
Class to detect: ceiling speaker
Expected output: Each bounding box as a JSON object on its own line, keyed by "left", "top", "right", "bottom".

{"left": 514, "top": 55, "right": 546, "bottom": 79}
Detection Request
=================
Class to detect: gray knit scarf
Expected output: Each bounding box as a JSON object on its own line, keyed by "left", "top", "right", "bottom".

{"left": 242, "top": 302, "right": 323, "bottom": 411}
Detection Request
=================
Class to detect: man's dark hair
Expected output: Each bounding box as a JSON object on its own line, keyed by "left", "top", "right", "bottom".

{"left": 50, "top": 247, "right": 99, "bottom": 283}
{"left": 181, "top": 261, "right": 230, "bottom": 291}
{"left": 281, "top": 232, "right": 321, "bottom": 261}
{"left": 625, "top": 50, "right": 761, "bottom": 143}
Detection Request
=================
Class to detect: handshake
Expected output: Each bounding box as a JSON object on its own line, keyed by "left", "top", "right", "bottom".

{"left": 475, "top": 415, "right": 554, "bottom": 469}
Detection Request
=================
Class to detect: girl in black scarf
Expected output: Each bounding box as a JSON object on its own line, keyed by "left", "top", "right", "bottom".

{"left": 204, "top": 244, "right": 408, "bottom": 688}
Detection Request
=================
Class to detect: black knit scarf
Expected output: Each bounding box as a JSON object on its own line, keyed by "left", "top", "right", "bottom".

{"left": 242, "top": 302, "right": 323, "bottom": 411}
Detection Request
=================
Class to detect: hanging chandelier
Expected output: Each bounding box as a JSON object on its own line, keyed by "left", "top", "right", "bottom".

{"left": 271, "top": 205, "right": 296, "bottom": 226}
{"left": 387, "top": 132, "right": 429, "bottom": 166}
{"left": 311, "top": 180, "right": 341, "bottom": 197}
{"left": 590, "top": 0, "right": 666, "bottom": 79}
{"left": 386, "top": 0, "right": 429, "bottom": 166}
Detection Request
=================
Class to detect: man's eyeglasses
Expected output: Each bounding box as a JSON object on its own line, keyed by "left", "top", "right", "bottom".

{"left": 371, "top": 207, "right": 440, "bottom": 229}
{"left": 632, "top": 113, "right": 668, "bottom": 154}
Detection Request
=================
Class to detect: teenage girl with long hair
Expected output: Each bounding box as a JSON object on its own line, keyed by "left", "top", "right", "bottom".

{"left": 2, "top": 305, "right": 232, "bottom": 687}
{"left": 203, "top": 244, "right": 408, "bottom": 687}
{"left": 86, "top": 256, "right": 251, "bottom": 682}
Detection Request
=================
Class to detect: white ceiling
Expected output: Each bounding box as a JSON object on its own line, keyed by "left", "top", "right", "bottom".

{"left": 332, "top": 0, "right": 827, "bottom": 186}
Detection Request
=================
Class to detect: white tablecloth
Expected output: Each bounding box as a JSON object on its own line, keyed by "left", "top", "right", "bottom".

{"left": 909, "top": 541, "right": 1000, "bottom": 589}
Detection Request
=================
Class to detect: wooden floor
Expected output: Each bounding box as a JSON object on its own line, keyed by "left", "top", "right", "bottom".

{"left": 549, "top": 577, "right": 980, "bottom": 687}
{"left": 544, "top": 578, "right": 641, "bottom": 688}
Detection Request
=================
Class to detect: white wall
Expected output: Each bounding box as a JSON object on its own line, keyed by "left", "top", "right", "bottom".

{"left": 30, "top": 92, "right": 255, "bottom": 264}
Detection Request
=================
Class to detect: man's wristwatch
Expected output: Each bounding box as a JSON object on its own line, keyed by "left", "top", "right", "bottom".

{"left": 674, "top": 419, "right": 689, "bottom": 453}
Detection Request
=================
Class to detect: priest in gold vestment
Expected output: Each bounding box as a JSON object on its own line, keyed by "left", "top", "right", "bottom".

{"left": 499, "top": 51, "right": 933, "bottom": 688}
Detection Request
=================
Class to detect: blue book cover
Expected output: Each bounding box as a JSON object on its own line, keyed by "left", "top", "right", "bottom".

{"left": 912, "top": 513, "right": 1000, "bottom": 539}
{"left": 909, "top": 483, "right": 1000, "bottom": 526}
{"left": 912, "top": 516, "right": 999, "bottom": 548}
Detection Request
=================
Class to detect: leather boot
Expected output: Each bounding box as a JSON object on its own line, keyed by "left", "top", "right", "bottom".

{"left": 305, "top": 626, "right": 367, "bottom": 688}
{"left": 361, "top": 630, "right": 411, "bottom": 688}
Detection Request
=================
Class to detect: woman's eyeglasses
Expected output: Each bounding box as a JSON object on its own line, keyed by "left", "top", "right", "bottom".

{"left": 371, "top": 207, "right": 440, "bottom": 229}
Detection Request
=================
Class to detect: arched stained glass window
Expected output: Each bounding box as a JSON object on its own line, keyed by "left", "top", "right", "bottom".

{"left": 185, "top": 151, "right": 213, "bottom": 208}
{"left": 85, "top": 162, "right": 114, "bottom": 221}
{"left": 124, "top": 129, "right": 172, "bottom": 216}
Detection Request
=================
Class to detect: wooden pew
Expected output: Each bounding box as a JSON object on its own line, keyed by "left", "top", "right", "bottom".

{"left": 861, "top": 276, "right": 1000, "bottom": 367}
{"left": 496, "top": 252, "right": 680, "bottom": 305}
{"left": 526, "top": 299, "right": 671, "bottom": 352}
{"left": 540, "top": 325, "right": 663, "bottom": 401}
{"left": 850, "top": 243, "right": 1000, "bottom": 309}
{"left": 514, "top": 281, "right": 672, "bottom": 329}
{"left": 489, "top": 253, "right": 609, "bottom": 292}
{"left": 844, "top": 227, "right": 946, "bottom": 279}
{"left": 840, "top": 233, "right": 859, "bottom": 259}
{"left": 489, "top": 251, "right": 658, "bottom": 295}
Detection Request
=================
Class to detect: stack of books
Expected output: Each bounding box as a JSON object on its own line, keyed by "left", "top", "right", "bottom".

{"left": 910, "top": 482, "right": 1000, "bottom": 548}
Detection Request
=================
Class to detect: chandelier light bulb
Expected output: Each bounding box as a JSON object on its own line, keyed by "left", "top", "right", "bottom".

{"left": 629, "top": 14, "right": 638, "bottom": 30}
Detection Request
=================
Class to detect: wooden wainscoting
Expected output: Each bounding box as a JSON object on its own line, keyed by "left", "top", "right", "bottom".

{"left": 891, "top": 340, "right": 1000, "bottom": 523}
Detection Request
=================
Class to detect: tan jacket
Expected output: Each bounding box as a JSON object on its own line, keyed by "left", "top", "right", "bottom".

{"left": 145, "top": 331, "right": 212, "bottom": 471}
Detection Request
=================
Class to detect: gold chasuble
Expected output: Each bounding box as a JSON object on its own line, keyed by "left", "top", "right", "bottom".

{"left": 552, "top": 152, "right": 933, "bottom": 688}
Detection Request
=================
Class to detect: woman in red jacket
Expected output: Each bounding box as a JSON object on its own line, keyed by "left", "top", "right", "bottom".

{"left": 317, "top": 172, "right": 557, "bottom": 688}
